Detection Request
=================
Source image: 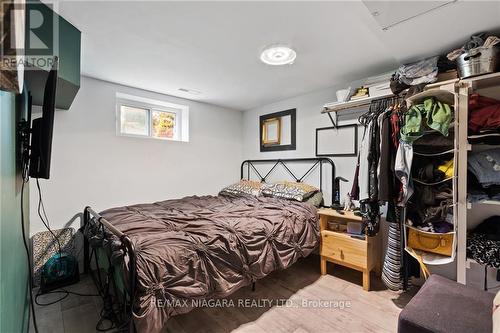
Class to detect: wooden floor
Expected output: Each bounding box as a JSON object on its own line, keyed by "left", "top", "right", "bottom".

{"left": 31, "top": 255, "right": 416, "bottom": 333}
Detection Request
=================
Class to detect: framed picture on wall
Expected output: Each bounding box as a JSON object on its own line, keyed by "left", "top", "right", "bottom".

{"left": 315, "top": 124, "right": 358, "bottom": 157}
{"left": 259, "top": 109, "right": 296, "bottom": 152}
{"left": 262, "top": 118, "right": 281, "bottom": 146}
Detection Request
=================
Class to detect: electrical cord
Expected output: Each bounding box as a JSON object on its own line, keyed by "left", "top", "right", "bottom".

{"left": 28, "top": 178, "right": 134, "bottom": 333}
{"left": 35, "top": 178, "right": 62, "bottom": 255}
{"left": 35, "top": 288, "right": 100, "bottom": 306}
{"left": 20, "top": 168, "right": 38, "bottom": 333}
{"left": 33, "top": 180, "right": 132, "bottom": 332}
{"left": 33, "top": 181, "right": 99, "bottom": 304}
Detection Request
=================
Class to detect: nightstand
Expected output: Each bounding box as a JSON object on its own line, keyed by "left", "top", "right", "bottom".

{"left": 318, "top": 208, "right": 381, "bottom": 291}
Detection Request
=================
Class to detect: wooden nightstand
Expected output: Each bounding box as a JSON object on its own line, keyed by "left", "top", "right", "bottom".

{"left": 318, "top": 208, "right": 381, "bottom": 291}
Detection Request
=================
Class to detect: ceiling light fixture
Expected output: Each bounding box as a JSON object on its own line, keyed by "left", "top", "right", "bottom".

{"left": 260, "top": 45, "right": 296, "bottom": 66}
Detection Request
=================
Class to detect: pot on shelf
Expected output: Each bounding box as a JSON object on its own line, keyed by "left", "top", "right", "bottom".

{"left": 456, "top": 46, "right": 499, "bottom": 78}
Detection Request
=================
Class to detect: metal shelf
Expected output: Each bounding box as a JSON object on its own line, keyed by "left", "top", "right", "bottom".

{"left": 321, "top": 72, "right": 500, "bottom": 115}
{"left": 322, "top": 92, "right": 394, "bottom": 113}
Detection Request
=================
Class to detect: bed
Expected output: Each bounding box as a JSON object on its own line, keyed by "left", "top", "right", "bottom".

{"left": 82, "top": 158, "right": 335, "bottom": 332}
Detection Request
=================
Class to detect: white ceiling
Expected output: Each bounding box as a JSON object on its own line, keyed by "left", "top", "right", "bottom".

{"left": 51, "top": 1, "right": 500, "bottom": 111}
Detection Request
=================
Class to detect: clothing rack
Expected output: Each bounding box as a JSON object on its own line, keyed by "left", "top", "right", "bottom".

{"left": 322, "top": 72, "right": 500, "bottom": 290}
{"left": 359, "top": 95, "right": 406, "bottom": 126}
{"left": 354, "top": 93, "right": 410, "bottom": 291}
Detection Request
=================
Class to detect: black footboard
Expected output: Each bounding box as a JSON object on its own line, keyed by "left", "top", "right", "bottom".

{"left": 82, "top": 206, "right": 137, "bottom": 331}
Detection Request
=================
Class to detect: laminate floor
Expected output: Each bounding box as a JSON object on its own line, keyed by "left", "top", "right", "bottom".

{"left": 30, "top": 255, "right": 416, "bottom": 333}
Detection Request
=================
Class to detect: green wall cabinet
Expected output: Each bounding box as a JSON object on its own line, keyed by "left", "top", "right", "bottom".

{"left": 24, "top": 0, "right": 81, "bottom": 109}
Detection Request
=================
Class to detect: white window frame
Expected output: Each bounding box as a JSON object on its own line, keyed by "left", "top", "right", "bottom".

{"left": 116, "top": 93, "right": 189, "bottom": 142}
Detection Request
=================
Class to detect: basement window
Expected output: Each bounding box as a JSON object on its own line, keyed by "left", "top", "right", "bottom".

{"left": 116, "top": 93, "right": 189, "bottom": 142}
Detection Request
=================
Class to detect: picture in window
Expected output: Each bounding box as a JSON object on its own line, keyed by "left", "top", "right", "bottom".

{"left": 152, "top": 110, "right": 176, "bottom": 139}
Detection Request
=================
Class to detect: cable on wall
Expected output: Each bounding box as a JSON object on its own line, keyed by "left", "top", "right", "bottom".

{"left": 20, "top": 164, "right": 39, "bottom": 333}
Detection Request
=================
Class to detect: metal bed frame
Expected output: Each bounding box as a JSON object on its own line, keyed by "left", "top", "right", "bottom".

{"left": 241, "top": 158, "right": 336, "bottom": 207}
{"left": 82, "top": 157, "right": 335, "bottom": 330}
{"left": 82, "top": 207, "right": 137, "bottom": 330}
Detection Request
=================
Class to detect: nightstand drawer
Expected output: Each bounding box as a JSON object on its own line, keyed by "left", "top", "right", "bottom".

{"left": 320, "top": 231, "right": 367, "bottom": 269}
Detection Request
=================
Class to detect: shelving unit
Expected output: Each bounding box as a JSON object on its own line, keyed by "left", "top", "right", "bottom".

{"left": 456, "top": 72, "right": 500, "bottom": 286}
{"left": 321, "top": 72, "right": 500, "bottom": 288}
{"left": 403, "top": 87, "right": 459, "bottom": 267}
{"left": 322, "top": 77, "right": 462, "bottom": 114}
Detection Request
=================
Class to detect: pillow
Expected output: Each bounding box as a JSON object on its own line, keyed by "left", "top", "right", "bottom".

{"left": 304, "top": 191, "right": 324, "bottom": 207}
{"left": 261, "top": 181, "right": 319, "bottom": 202}
{"left": 219, "top": 180, "right": 263, "bottom": 197}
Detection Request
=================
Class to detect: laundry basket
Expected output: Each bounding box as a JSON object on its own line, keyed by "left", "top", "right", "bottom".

{"left": 457, "top": 46, "right": 499, "bottom": 78}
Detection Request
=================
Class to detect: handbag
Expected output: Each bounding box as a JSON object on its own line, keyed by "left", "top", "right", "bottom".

{"left": 408, "top": 228, "right": 453, "bottom": 257}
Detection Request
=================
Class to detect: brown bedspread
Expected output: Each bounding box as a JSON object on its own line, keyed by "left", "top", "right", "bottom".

{"left": 100, "top": 194, "right": 319, "bottom": 332}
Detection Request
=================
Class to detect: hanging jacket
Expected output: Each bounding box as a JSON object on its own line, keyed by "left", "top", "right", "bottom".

{"left": 395, "top": 141, "right": 414, "bottom": 206}
{"left": 368, "top": 111, "right": 381, "bottom": 201}
{"left": 358, "top": 123, "right": 372, "bottom": 201}
{"left": 378, "top": 111, "right": 392, "bottom": 201}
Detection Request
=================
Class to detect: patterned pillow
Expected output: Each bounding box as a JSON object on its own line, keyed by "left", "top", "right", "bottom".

{"left": 304, "top": 191, "right": 324, "bottom": 207}
{"left": 261, "top": 181, "right": 319, "bottom": 202}
{"left": 219, "top": 180, "right": 264, "bottom": 196}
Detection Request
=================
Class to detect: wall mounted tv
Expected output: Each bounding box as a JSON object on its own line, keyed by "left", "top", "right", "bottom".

{"left": 28, "top": 57, "right": 58, "bottom": 179}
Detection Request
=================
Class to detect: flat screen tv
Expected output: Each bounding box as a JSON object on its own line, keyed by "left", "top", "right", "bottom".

{"left": 29, "top": 58, "right": 58, "bottom": 179}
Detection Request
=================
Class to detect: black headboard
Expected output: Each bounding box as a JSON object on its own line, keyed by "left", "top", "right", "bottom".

{"left": 240, "top": 158, "right": 335, "bottom": 207}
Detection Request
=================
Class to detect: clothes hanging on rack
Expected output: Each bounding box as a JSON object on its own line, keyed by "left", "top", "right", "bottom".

{"left": 368, "top": 108, "right": 382, "bottom": 201}
{"left": 355, "top": 98, "right": 404, "bottom": 203}
{"left": 395, "top": 141, "right": 414, "bottom": 206}
{"left": 353, "top": 96, "right": 407, "bottom": 234}
{"left": 378, "top": 111, "right": 392, "bottom": 201}
{"left": 352, "top": 94, "right": 425, "bottom": 291}
{"left": 358, "top": 122, "right": 372, "bottom": 201}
